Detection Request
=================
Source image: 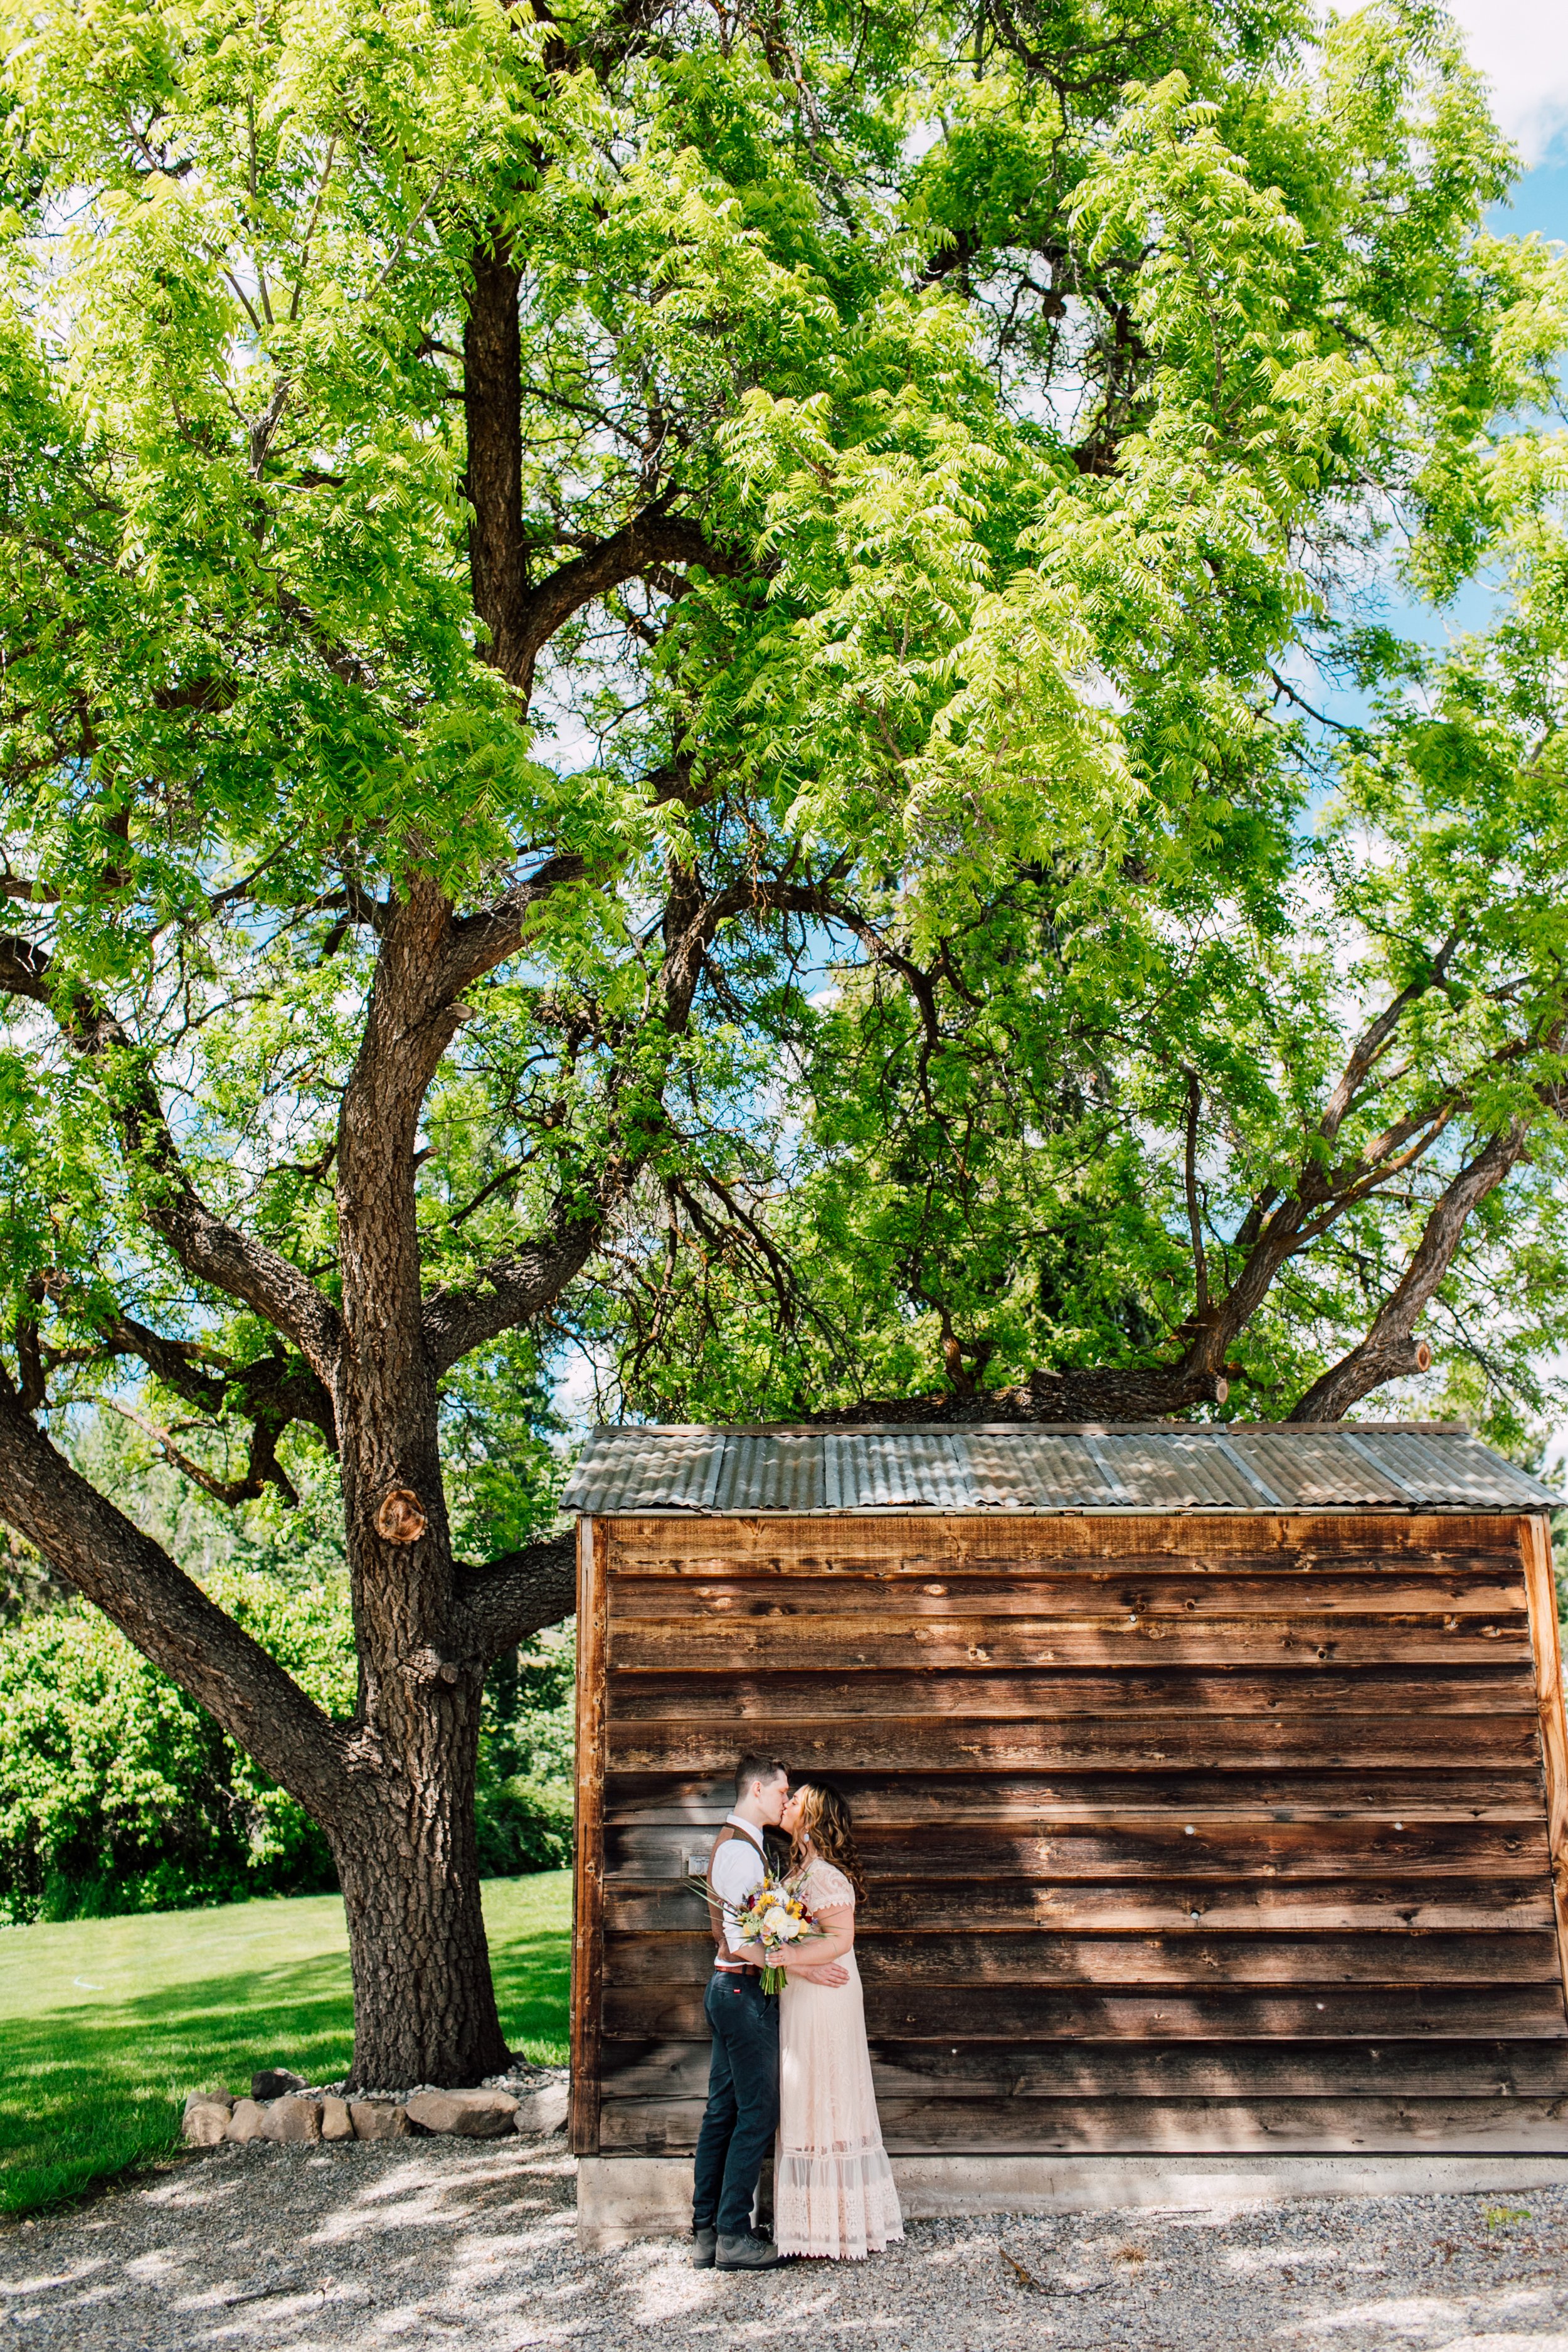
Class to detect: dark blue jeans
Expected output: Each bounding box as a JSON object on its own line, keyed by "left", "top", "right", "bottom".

{"left": 691, "top": 1968, "right": 779, "bottom": 2236}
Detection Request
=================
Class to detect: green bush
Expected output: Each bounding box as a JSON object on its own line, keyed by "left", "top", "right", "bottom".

{"left": 476, "top": 1630, "right": 576, "bottom": 1873}
{"left": 0, "top": 1574, "right": 576, "bottom": 1920}
{"left": 0, "top": 1571, "right": 354, "bottom": 1922}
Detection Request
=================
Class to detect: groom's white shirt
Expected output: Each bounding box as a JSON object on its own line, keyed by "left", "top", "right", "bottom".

{"left": 711, "top": 1813, "right": 768, "bottom": 1966}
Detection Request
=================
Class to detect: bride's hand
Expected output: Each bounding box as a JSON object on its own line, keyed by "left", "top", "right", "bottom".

{"left": 787, "top": 1959, "right": 849, "bottom": 1986}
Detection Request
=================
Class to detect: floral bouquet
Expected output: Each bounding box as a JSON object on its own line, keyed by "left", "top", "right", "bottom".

{"left": 729, "top": 1874, "right": 823, "bottom": 1993}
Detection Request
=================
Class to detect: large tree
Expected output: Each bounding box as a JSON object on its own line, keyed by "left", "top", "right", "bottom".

{"left": 2, "top": 0, "right": 1567, "bottom": 2086}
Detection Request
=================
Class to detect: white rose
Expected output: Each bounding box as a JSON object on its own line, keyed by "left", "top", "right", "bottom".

{"left": 761, "top": 1906, "right": 788, "bottom": 1935}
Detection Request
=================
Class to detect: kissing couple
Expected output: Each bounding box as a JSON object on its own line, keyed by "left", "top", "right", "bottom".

{"left": 691, "top": 1753, "right": 904, "bottom": 2270}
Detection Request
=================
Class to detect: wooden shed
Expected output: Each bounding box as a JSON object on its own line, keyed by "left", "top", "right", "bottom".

{"left": 562, "top": 1421, "right": 1568, "bottom": 2237}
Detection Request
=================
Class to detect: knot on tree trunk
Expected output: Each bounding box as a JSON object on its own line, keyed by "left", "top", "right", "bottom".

{"left": 404, "top": 1646, "right": 462, "bottom": 1687}
{"left": 376, "top": 1487, "right": 428, "bottom": 1545}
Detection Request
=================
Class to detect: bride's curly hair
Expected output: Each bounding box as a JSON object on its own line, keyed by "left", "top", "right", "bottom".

{"left": 789, "top": 1780, "right": 866, "bottom": 1905}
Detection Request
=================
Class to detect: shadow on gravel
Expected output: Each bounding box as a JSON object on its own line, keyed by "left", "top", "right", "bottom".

{"left": 6, "top": 2142, "right": 1568, "bottom": 2350}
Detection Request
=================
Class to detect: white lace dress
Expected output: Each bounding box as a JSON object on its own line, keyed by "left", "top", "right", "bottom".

{"left": 775, "top": 1858, "right": 904, "bottom": 2259}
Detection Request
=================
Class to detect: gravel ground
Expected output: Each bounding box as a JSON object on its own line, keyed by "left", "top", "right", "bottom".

{"left": 3, "top": 2137, "right": 1567, "bottom": 2351}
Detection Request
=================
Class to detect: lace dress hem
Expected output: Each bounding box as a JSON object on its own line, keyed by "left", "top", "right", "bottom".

{"left": 774, "top": 2144, "right": 905, "bottom": 2260}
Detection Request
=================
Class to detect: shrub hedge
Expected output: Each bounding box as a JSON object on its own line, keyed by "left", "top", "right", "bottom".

{"left": 0, "top": 1573, "right": 574, "bottom": 1922}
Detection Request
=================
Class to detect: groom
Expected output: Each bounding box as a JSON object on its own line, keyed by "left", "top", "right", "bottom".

{"left": 691, "top": 1753, "right": 846, "bottom": 2271}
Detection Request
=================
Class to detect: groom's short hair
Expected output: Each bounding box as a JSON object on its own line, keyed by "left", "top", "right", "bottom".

{"left": 734, "top": 1753, "right": 787, "bottom": 1803}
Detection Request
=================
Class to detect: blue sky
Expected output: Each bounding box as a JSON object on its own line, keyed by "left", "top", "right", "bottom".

{"left": 1448, "top": 0, "right": 1568, "bottom": 191}
{"left": 1497, "top": 162, "right": 1568, "bottom": 243}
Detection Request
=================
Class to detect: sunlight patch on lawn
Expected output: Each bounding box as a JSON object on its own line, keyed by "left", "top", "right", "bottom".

{"left": 0, "top": 1871, "right": 570, "bottom": 2214}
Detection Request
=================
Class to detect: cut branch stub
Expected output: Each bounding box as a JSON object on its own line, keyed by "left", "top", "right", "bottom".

{"left": 375, "top": 1486, "right": 428, "bottom": 1545}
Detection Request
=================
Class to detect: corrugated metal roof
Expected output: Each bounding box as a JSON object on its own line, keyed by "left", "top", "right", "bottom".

{"left": 560, "top": 1422, "right": 1561, "bottom": 1516}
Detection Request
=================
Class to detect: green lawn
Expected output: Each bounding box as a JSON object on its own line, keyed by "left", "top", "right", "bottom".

{"left": 0, "top": 1870, "right": 571, "bottom": 2217}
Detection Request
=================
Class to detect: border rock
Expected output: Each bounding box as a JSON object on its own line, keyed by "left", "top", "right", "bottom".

{"left": 513, "top": 2082, "right": 569, "bottom": 2134}
{"left": 182, "top": 2094, "right": 233, "bottom": 2148}
{"left": 321, "top": 2095, "right": 354, "bottom": 2141}
{"left": 257, "top": 2094, "right": 322, "bottom": 2144}
{"left": 226, "top": 2098, "right": 267, "bottom": 2143}
{"left": 348, "top": 2099, "right": 410, "bottom": 2140}
{"left": 406, "top": 2088, "right": 519, "bottom": 2138}
{"left": 252, "top": 2067, "right": 307, "bottom": 2100}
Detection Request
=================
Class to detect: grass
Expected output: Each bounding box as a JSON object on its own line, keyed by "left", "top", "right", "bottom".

{"left": 0, "top": 1869, "right": 570, "bottom": 2217}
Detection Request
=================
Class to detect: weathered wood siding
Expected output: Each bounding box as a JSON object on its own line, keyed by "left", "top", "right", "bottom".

{"left": 571, "top": 1510, "right": 1568, "bottom": 2156}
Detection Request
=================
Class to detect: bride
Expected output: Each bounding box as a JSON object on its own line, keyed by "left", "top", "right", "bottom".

{"left": 774, "top": 1779, "right": 904, "bottom": 2260}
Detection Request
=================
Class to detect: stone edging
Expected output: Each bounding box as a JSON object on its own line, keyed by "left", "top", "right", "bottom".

{"left": 183, "top": 2068, "right": 568, "bottom": 2148}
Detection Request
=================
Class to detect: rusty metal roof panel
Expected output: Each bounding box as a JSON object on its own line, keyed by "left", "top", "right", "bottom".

{"left": 961, "top": 1431, "right": 1118, "bottom": 1508}
{"left": 710, "top": 1432, "right": 826, "bottom": 1512}
{"left": 561, "top": 1422, "right": 1560, "bottom": 1515}
{"left": 1095, "top": 1433, "right": 1264, "bottom": 1510}
{"left": 563, "top": 1426, "right": 725, "bottom": 1514}
{"left": 824, "top": 1431, "right": 971, "bottom": 1509}
{"left": 1352, "top": 1431, "right": 1559, "bottom": 1510}
{"left": 1225, "top": 1431, "right": 1404, "bottom": 1508}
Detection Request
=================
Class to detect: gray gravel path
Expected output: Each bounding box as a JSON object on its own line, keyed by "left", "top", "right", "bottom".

{"left": 3, "top": 2137, "right": 1567, "bottom": 2349}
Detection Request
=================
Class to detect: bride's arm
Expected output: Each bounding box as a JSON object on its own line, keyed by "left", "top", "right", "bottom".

{"left": 785, "top": 1900, "right": 854, "bottom": 1981}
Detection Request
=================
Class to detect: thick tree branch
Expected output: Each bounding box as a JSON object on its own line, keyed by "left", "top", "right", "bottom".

{"left": 464, "top": 243, "right": 527, "bottom": 683}
{"left": 1288, "top": 1119, "right": 1534, "bottom": 1422}
{"left": 464, "top": 241, "right": 734, "bottom": 700}
{"left": 451, "top": 1530, "right": 577, "bottom": 1661}
{"left": 506, "top": 508, "right": 734, "bottom": 699}
{"left": 1176, "top": 969, "right": 1471, "bottom": 1379}
{"left": 813, "top": 1363, "right": 1231, "bottom": 1425}
{"left": 1, "top": 935, "right": 342, "bottom": 1379}
{"left": 442, "top": 852, "right": 586, "bottom": 999}
{"left": 1318, "top": 938, "right": 1458, "bottom": 1145}
{"left": 1183, "top": 1068, "right": 1208, "bottom": 1318}
{"left": 423, "top": 1211, "right": 603, "bottom": 1376}
{"left": 103, "top": 1395, "right": 299, "bottom": 1508}
{"left": 0, "top": 1372, "right": 344, "bottom": 1810}
{"left": 26, "top": 1281, "right": 339, "bottom": 1457}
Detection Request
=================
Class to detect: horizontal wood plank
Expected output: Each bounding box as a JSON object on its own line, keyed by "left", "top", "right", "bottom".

{"left": 603, "top": 1768, "right": 1552, "bottom": 1823}
{"left": 596, "top": 2094, "right": 1568, "bottom": 2155}
{"left": 607, "top": 1818, "right": 1549, "bottom": 1883}
{"left": 609, "top": 1618, "right": 1532, "bottom": 1673}
{"left": 608, "top": 1665, "right": 1537, "bottom": 1722}
{"left": 609, "top": 1715, "right": 1544, "bottom": 1775}
{"left": 602, "top": 1982, "right": 1568, "bottom": 2043}
{"left": 606, "top": 1513, "right": 1526, "bottom": 1567}
{"left": 603, "top": 1929, "right": 1566, "bottom": 1988}
{"left": 604, "top": 1878, "right": 1557, "bottom": 1935}
{"left": 598, "top": 2036, "right": 1568, "bottom": 2102}
{"left": 608, "top": 1571, "right": 1528, "bottom": 1621}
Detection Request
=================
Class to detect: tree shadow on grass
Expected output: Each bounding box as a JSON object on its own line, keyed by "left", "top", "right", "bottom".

{"left": 0, "top": 1924, "right": 569, "bottom": 2213}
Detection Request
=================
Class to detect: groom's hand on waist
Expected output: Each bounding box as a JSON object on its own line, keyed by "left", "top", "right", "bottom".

{"left": 792, "top": 1961, "right": 849, "bottom": 1986}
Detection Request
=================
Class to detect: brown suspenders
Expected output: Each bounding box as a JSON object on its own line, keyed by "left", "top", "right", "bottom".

{"left": 707, "top": 1820, "right": 766, "bottom": 1966}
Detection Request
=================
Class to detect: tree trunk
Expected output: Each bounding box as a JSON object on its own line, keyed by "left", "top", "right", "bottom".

{"left": 325, "top": 874, "right": 518, "bottom": 2085}
{"left": 332, "top": 1676, "right": 511, "bottom": 2090}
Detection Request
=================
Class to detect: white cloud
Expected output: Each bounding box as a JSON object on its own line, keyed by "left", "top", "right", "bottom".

{"left": 1445, "top": 0, "right": 1568, "bottom": 164}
